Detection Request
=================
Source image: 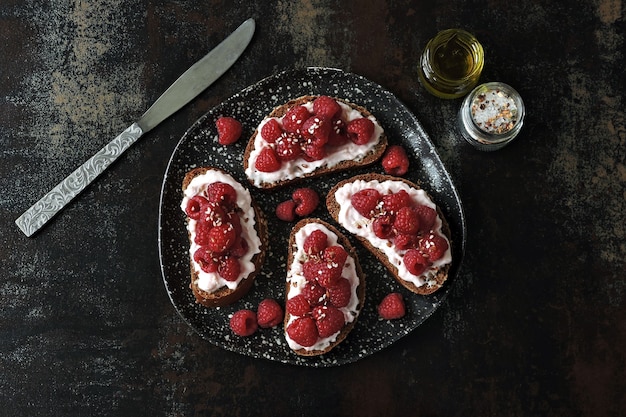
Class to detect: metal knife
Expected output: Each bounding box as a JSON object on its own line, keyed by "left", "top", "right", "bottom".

{"left": 15, "top": 18, "right": 255, "bottom": 237}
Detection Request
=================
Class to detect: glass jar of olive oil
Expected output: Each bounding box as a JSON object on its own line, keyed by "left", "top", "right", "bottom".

{"left": 418, "top": 29, "right": 484, "bottom": 99}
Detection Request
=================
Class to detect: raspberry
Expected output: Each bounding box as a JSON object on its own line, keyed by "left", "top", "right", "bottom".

{"left": 275, "top": 132, "right": 303, "bottom": 161}
{"left": 228, "top": 236, "right": 249, "bottom": 258}
{"left": 206, "top": 182, "right": 237, "bottom": 210}
{"left": 193, "top": 219, "right": 214, "bottom": 246}
{"left": 372, "top": 214, "right": 395, "bottom": 239}
{"left": 326, "top": 277, "right": 351, "bottom": 308}
{"left": 302, "top": 143, "right": 326, "bottom": 161}
{"left": 193, "top": 247, "right": 219, "bottom": 273}
{"left": 260, "top": 118, "right": 283, "bottom": 143}
{"left": 230, "top": 309, "right": 258, "bottom": 336}
{"left": 301, "top": 280, "right": 327, "bottom": 306}
{"left": 292, "top": 187, "right": 319, "bottom": 217}
{"left": 198, "top": 202, "right": 226, "bottom": 226}
{"left": 415, "top": 205, "right": 437, "bottom": 232}
{"left": 305, "top": 259, "right": 342, "bottom": 288}
{"left": 282, "top": 105, "right": 310, "bottom": 133}
{"left": 257, "top": 298, "right": 284, "bottom": 328}
{"left": 403, "top": 249, "right": 431, "bottom": 276}
{"left": 377, "top": 293, "right": 406, "bottom": 320}
{"left": 312, "top": 305, "right": 345, "bottom": 338}
{"left": 393, "top": 206, "right": 421, "bottom": 235}
{"left": 313, "top": 96, "right": 341, "bottom": 119}
{"left": 218, "top": 256, "right": 241, "bottom": 281}
{"left": 287, "top": 317, "right": 318, "bottom": 347}
{"left": 216, "top": 116, "right": 242, "bottom": 145}
{"left": 185, "top": 195, "right": 209, "bottom": 220}
{"left": 286, "top": 294, "right": 312, "bottom": 317}
{"left": 255, "top": 147, "right": 281, "bottom": 172}
{"left": 394, "top": 233, "right": 418, "bottom": 250}
{"left": 326, "top": 118, "right": 348, "bottom": 146}
{"left": 275, "top": 199, "right": 297, "bottom": 222}
{"left": 347, "top": 117, "right": 375, "bottom": 145}
{"left": 301, "top": 116, "right": 331, "bottom": 147}
{"left": 350, "top": 188, "right": 381, "bottom": 218}
{"left": 323, "top": 245, "right": 348, "bottom": 267}
{"left": 206, "top": 224, "right": 237, "bottom": 253}
{"left": 382, "top": 190, "right": 412, "bottom": 215}
{"left": 382, "top": 145, "right": 410, "bottom": 176}
{"left": 226, "top": 211, "right": 242, "bottom": 234}
{"left": 303, "top": 229, "right": 328, "bottom": 256}
{"left": 419, "top": 233, "right": 449, "bottom": 261}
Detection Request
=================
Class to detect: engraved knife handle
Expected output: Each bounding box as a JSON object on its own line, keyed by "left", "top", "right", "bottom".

{"left": 15, "top": 123, "right": 144, "bottom": 237}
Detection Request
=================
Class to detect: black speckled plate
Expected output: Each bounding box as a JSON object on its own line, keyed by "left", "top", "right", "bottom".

{"left": 158, "top": 67, "right": 466, "bottom": 367}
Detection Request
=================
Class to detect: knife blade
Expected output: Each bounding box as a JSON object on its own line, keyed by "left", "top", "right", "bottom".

{"left": 15, "top": 18, "right": 255, "bottom": 237}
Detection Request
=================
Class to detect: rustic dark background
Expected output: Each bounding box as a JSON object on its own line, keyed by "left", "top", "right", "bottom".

{"left": 1, "top": 1, "right": 624, "bottom": 416}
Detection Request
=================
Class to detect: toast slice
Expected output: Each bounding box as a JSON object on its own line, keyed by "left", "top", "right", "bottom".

{"left": 284, "top": 218, "right": 365, "bottom": 356}
{"left": 326, "top": 174, "right": 452, "bottom": 295}
{"left": 181, "top": 167, "right": 268, "bottom": 307}
{"left": 244, "top": 95, "right": 388, "bottom": 189}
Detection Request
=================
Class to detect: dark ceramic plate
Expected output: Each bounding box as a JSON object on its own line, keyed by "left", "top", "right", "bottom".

{"left": 158, "top": 67, "right": 466, "bottom": 367}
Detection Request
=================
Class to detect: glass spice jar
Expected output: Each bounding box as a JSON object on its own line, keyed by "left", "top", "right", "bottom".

{"left": 457, "top": 82, "right": 525, "bottom": 151}
{"left": 418, "top": 29, "right": 484, "bottom": 99}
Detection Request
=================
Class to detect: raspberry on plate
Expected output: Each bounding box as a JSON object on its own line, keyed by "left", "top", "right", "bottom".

{"left": 382, "top": 145, "right": 410, "bottom": 176}
{"left": 230, "top": 309, "right": 258, "bottom": 336}
{"left": 377, "top": 292, "right": 406, "bottom": 320}
{"left": 257, "top": 298, "right": 284, "bottom": 328}
{"left": 303, "top": 229, "right": 328, "bottom": 255}
{"left": 312, "top": 95, "right": 341, "bottom": 119}
{"left": 286, "top": 294, "right": 312, "bottom": 317}
{"left": 218, "top": 256, "right": 241, "bottom": 281}
{"left": 403, "top": 248, "right": 431, "bottom": 276}
{"left": 350, "top": 188, "right": 381, "bottom": 218}
{"left": 346, "top": 117, "right": 375, "bottom": 145}
{"left": 260, "top": 118, "right": 283, "bottom": 143}
{"left": 312, "top": 305, "right": 345, "bottom": 338}
{"left": 292, "top": 187, "right": 320, "bottom": 216}
{"left": 275, "top": 199, "right": 297, "bottom": 222}
{"left": 326, "top": 277, "right": 351, "bottom": 308}
{"left": 255, "top": 147, "right": 281, "bottom": 172}
{"left": 282, "top": 105, "right": 311, "bottom": 134}
{"left": 216, "top": 116, "right": 242, "bottom": 145}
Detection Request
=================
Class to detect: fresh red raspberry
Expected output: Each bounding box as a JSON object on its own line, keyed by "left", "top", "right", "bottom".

{"left": 228, "top": 236, "right": 249, "bottom": 258}
{"left": 198, "top": 202, "right": 227, "bottom": 226}
{"left": 286, "top": 294, "right": 312, "bottom": 317}
{"left": 193, "top": 218, "right": 214, "bottom": 246}
{"left": 394, "top": 233, "right": 418, "bottom": 250}
{"left": 193, "top": 247, "right": 219, "bottom": 273}
{"left": 350, "top": 188, "right": 381, "bottom": 218}
{"left": 302, "top": 143, "right": 326, "bottom": 161}
{"left": 313, "top": 96, "right": 341, "bottom": 119}
{"left": 419, "top": 233, "right": 449, "bottom": 261}
{"left": 415, "top": 205, "right": 437, "bottom": 232}
{"left": 185, "top": 195, "right": 209, "bottom": 220}
{"left": 218, "top": 256, "right": 241, "bottom": 281}
{"left": 206, "top": 182, "right": 238, "bottom": 210}
{"left": 301, "top": 116, "right": 331, "bottom": 147}
{"left": 323, "top": 245, "right": 348, "bottom": 267}
{"left": 275, "top": 199, "right": 297, "bottom": 222}
{"left": 377, "top": 292, "right": 406, "bottom": 320}
{"left": 382, "top": 190, "right": 412, "bottom": 215}
{"left": 282, "top": 105, "right": 311, "bottom": 134}
{"left": 230, "top": 309, "right": 258, "bottom": 336}
{"left": 326, "top": 118, "right": 348, "bottom": 147}
{"left": 260, "top": 118, "right": 283, "bottom": 143}
{"left": 303, "top": 229, "right": 328, "bottom": 256}
{"left": 307, "top": 259, "right": 342, "bottom": 288}
{"left": 403, "top": 248, "right": 431, "bottom": 276}
{"left": 292, "top": 187, "right": 319, "bottom": 217}
{"left": 206, "top": 224, "right": 237, "bottom": 253}
{"left": 372, "top": 214, "right": 395, "bottom": 239}
{"left": 301, "top": 280, "right": 327, "bottom": 306}
{"left": 255, "top": 147, "right": 281, "bottom": 172}
{"left": 382, "top": 145, "right": 410, "bottom": 176}
{"left": 275, "top": 132, "right": 303, "bottom": 161}
{"left": 393, "top": 206, "right": 421, "bottom": 235}
{"left": 256, "top": 298, "right": 284, "bottom": 328}
{"left": 287, "top": 317, "right": 319, "bottom": 347}
{"left": 216, "top": 116, "right": 242, "bottom": 145}
{"left": 326, "top": 277, "right": 351, "bottom": 308}
{"left": 312, "top": 305, "right": 345, "bottom": 338}
{"left": 346, "top": 117, "right": 375, "bottom": 145}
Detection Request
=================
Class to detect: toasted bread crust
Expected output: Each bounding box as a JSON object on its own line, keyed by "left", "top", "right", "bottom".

{"left": 182, "top": 167, "right": 268, "bottom": 307}
{"left": 284, "top": 218, "right": 365, "bottom": 356}
{"left": 326, "top": 173, "right": 451, "bottom": 295}
{"left": 244, "top": 95, "right": 388, "bottom": 189}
